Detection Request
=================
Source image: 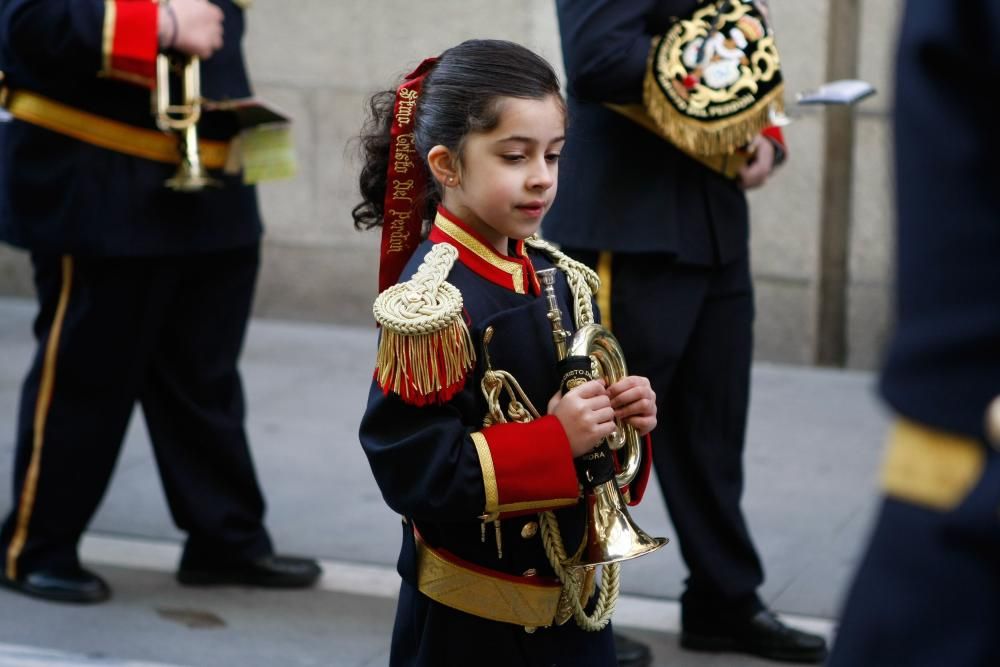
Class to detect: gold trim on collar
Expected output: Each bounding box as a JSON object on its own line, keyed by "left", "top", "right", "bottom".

{"left": 434, "top": 213, "right": 526, "bottom": 295}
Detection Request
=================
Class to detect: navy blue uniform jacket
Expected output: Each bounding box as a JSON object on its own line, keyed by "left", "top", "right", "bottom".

{"left": 360, "top": 209, "right": 654, "bottom": 665}
{"left": 544, "top": 0, "right": 749, "bottom": 266}
{"left": 879, "top": 0, "right": 1000, "bottom": 443}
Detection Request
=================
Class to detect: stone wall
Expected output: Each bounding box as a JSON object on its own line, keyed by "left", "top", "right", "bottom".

{"left": 0, "top": 0, "right": 901, "bottom": 369}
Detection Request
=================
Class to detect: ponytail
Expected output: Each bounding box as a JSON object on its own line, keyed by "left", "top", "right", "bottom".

{"left": 352, "top": 90, "right": 396, "bottom": 230}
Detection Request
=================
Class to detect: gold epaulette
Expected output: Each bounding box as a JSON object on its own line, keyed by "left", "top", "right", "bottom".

{"left": 373, "top": 243, "right": 476, "bottom": 406}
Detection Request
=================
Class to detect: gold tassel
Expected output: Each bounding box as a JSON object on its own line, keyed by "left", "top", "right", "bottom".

{"left": 643, "top": 68, "right": 785, "bottom": 156}
{"left": 373, "top": 243, "right": 475, "bottom": 406}
{"left": 375, "top": 314, "right": 475, "bottom": 405}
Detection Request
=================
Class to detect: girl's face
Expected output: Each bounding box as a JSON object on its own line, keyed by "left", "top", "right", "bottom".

{"left": 440, "top": 94, "right": 565, "bottom": 255}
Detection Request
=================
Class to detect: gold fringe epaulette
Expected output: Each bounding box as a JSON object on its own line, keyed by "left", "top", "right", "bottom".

{"left": 373, "top": 243, "right": 475, "bottom": 406}
{"left": 643, "top": 69, "right": 784, "bottom": 156}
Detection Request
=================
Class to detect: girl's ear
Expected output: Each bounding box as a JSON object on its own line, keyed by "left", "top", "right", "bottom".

{"left": 427, "top": 145, "right": 460, "bottom": 188}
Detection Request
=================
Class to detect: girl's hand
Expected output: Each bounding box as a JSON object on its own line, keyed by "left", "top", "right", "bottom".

{"left": 548, "top": 380, "right": 617, "bottom": 458}
{"left": 737, "top": 135, "right": 776, "bottom": 190}
{"left": 608, "top": 375, "right": 657, "bottom": 436}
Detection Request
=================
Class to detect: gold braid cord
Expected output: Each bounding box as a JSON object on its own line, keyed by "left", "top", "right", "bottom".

{"left": 540, "top": 512, "right": 620, "bottom": 631}
{"left": 373, "top": 243, "right": 475, "bottom": 404}
{"left": 525, "top": 237, "right": 600, "bottom": 326}
{"left": 483, "top": 238, "right": 618, "bottom": 631}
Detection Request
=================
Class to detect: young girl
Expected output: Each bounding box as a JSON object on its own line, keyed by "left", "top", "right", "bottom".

{"left": 355, "top": 40, "right": 659, "bottom": 667}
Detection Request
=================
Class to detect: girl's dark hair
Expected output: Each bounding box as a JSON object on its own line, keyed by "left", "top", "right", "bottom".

{"left": 352, "top": 39, "right": 564, "bottom": 230}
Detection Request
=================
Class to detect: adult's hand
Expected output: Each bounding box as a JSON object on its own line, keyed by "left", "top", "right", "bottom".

{"left": 737, "top": 134, "right": 776, "bottom": 190}
{"left": 160, "top": 0, "right": 225, "bottom": 59}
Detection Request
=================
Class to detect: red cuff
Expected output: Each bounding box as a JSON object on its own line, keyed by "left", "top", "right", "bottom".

{"left": 102, "top": 0, "right": 158, "bottom": 87}
{"left": 473, "top": 416, "right": 580, "bottom": 519}
{"left": 761, "top": 125, "right": 788, "bottom": 166}
{"left": 761, "top": 125, "right": 785, "bottom": 148}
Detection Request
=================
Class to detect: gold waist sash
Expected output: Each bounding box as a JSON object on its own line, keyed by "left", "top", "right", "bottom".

{"left": 413, "top": 527, "right": 562, "bottom": 627}
{"left": 2, "top": 88, "right": 229, "bottom": 169}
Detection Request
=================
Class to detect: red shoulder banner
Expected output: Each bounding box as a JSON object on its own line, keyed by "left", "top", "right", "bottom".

{"left": 378, "top": 58, "right": 437, "bottom": 293}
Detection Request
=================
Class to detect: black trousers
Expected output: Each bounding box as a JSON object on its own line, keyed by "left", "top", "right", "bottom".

{"left": 1, "top": 247, "right": 272, "bottom": 579}
{"left": 564, "top": 248, "right": 764, "bottom": 624}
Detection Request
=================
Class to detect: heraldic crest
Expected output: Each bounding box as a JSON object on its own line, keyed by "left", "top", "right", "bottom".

{"left": 643, "top": 0, "right": 784, "bottom": 159}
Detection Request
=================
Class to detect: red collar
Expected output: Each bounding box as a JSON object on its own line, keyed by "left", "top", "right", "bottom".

{"left": 428, "top": 207, "right": 541, "bottom": 296}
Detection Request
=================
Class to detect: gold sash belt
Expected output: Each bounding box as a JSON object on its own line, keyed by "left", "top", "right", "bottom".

{"left": 414, "top": 527, "right": 562, "bottom": 627}
{"left": 2, "top": 88, "right": 229, "bottom": 169}
{"left": 881, "top": 418, "right": 986, "bottom": 510}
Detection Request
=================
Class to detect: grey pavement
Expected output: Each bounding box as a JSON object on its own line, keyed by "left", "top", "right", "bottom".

{"left": 0, "top": 296, "right": 893, "bottom": 666}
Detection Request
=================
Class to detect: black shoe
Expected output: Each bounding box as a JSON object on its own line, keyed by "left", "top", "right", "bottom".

{"left": 177, "top": 553, "right": 322, "bottom": 588}
{"left": 681, "top": 609, "right": 827, "bottom": 663}
{"left": 1, "top": 566, "right": 110, "bottom": 604}
{"left": 614, "top": 633, "right": 652, "bottom": 667}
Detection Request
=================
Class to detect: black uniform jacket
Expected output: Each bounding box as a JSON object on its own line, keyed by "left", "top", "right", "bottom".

{"left": 544, "top": 0, "right": 749, "bottom": 266}
{"left": 360, "top": 209, "right": 652, "bottom": 624}
{"left": 0, "top": 0, "right": 261, "bottom": 256}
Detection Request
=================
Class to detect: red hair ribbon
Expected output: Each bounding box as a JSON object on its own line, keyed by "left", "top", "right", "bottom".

{"left": 378, "top": 57, "right": 438, "bottom": 294}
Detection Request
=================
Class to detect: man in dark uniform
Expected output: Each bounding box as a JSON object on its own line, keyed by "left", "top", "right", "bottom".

{"left": 829, "top": 1, "right": 1000, "bottom": 663}
{"left": 0, "top": 0, "right": 320, "bottom": 603}
{"left": 544, "top": 1, "right": 826, "bottom": 664}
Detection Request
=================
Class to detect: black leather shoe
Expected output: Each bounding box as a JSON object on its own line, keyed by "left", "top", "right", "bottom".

{"left": 614, "top": 632, "right": 652, "bottom": 667}
{"left": 1, "top": 566, "right": 110, "bottom": 604}
{"left": 681, "top": 609, "right": 827, "bottom": 663}
{"left": 177, "top": 553, "right": 322, "bottom": 588}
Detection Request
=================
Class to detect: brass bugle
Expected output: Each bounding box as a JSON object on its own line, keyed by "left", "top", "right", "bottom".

{"left": 537, "top": 268, "right": 667, "bottom": 569}
{"left": 154, "top": 29, "right": 219, "bottom": 191}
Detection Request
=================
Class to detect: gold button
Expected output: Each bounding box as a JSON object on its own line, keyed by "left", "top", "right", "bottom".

{"left": 987, "top": 396, "right": 1000, "bottom": 450}
{"left": 520, "top": 521, "right": 539, "bottom": 539}
{"left": 522, "top": 568, "right": 537, "bottom": 577}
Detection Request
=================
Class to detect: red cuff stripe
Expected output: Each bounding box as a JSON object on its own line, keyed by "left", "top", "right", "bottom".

{"left": 482, "top": 416, "right": 579, "bottom": 512}
{"left": 107, "top": 1, "right": 158, "bottom": 86}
